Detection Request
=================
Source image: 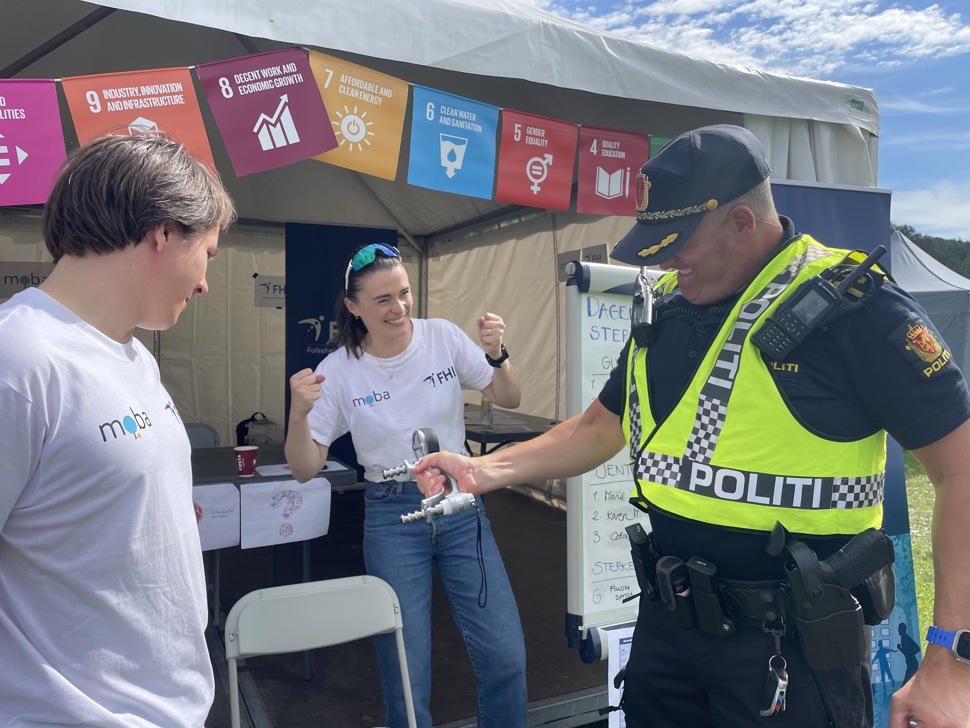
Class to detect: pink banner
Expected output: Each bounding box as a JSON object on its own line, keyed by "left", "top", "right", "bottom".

{"left": 0, "top": 79, "right": 67, "bottom": 206}
{"left": 196, "top": 48, "right": 337, "bottom": 177}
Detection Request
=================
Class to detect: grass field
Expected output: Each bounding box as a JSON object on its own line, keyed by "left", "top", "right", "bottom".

{"left": 903, "top": 451, "right": 935, "bottom": 635}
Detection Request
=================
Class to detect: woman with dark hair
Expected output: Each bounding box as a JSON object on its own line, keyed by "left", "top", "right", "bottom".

{"left": 285, "top": 243, "right": 527, "bottom": 728}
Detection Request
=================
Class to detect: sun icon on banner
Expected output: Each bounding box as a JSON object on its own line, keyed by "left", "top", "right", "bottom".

{"left": 332, "top": 106, "right": 374, "bottom": 152}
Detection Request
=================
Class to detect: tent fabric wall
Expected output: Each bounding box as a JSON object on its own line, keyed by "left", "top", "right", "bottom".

{"left": 428, "top": 210, "right": 637, "bottom": 420}
{"left": 890, "top": 230, "right": 970, "bottom": 379}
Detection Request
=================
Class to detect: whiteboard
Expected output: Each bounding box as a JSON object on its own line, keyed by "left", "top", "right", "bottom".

{"left": 564, "top": 260, "right": 651, "bottom": 658}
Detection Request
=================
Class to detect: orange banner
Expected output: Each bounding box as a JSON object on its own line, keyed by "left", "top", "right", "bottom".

{"left": 308, "top": 51, "right": 409, "bottom": 181}
{"left": 61, "top": 67, "right": 214, "bottom": 169}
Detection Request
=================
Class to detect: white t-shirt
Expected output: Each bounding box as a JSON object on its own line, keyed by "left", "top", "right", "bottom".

{"left": 0, "top": 289, "right": 212, "bottom": 727}
{"left": 308, "top": 318, "right": 493, "bottom": 481}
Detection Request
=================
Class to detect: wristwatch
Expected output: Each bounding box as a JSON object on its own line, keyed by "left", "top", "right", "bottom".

{"left": 485, "top": 343, "right": 509, "bottom": 368}
{"left": 925, "top": 625, "right": 970, "bottom": 665}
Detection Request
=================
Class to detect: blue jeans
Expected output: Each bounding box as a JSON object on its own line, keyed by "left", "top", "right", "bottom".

{"left": 363, "top": 481, "right": 527, "bottom": 728}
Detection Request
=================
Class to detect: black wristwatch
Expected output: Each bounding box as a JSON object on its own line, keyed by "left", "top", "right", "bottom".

{"left": 926, "top": 625, "right": 970, "bottom": 665}
{"left": 485, "top": 343, "right": 509, "bottom": 368}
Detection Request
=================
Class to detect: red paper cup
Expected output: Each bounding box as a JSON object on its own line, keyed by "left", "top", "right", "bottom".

{"left": 234, "top": 445, "right": 259, "bottom": 477}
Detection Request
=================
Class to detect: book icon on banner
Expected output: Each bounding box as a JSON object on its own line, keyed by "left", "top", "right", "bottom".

{"left": 440, "top": 134, "right": 468, "bottom": 178}
{"left": 595, "top": 166, "right": 630, "bottom": 200}
{"left": 254, "top": 95, "right": 301, "bottom": 151}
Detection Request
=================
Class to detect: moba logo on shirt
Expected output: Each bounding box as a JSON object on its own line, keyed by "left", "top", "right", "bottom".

{"left": 352, "top": 390, "right": 391, "bottom": 408}
{"left": 98, "top": 406, "right": 153, "bottom": 442}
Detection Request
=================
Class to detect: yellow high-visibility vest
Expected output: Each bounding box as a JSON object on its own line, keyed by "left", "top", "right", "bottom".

{"left": 623, "top": 236, "right": 885, "bottom": 535}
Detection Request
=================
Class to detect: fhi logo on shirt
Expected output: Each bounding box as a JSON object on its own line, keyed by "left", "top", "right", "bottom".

{"left": 98, "top": 407, "right": 153, "bottom": 442}
{"left": 352, "top": 390, "right": 391, "bottom": 408}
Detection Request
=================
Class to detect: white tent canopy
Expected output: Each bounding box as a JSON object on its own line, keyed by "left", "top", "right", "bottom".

{"left": 890, "top": 230, "right": 970, "bottom": 377}
{"left": 2, "top": 0, "right": 881, "bottom": 239}
{"left": 0, "top": 0, "right": 884, "bottom": 440}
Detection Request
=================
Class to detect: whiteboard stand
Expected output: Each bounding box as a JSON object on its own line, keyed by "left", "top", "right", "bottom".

{"left": 564, "top": 260, "right": 651, "bottom": 662}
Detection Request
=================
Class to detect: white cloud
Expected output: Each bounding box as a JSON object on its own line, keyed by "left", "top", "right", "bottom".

{"left": 891, "top": 180, "right": 970, "bottom": 241}
{"left": 533, "top": 0, "right": 970, "bottom": 80}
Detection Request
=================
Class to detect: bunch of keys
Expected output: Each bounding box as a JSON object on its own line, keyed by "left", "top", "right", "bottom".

{"left": 381, "top": 428, "right": 476, "bottom": 524}
{"left": 759, "top": 653, "right": 789, "bottom": 717}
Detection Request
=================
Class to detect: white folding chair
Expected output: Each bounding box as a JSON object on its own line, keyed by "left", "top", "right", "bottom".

{"left": 224, "top": 575, "right": 417, "bottom": 728}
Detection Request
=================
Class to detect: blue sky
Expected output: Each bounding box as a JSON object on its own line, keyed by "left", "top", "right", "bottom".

{"left": 525, "top": 0, "right": 970, "bottom": 241}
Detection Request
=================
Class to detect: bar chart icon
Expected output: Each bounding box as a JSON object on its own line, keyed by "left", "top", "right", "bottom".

{"left": 254, "top": 95, "right": 301, "bottom": 151}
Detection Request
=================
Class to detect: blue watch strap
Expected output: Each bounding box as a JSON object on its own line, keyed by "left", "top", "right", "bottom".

{"left": 926, "top": 624, "right": 957, "bottom": 651}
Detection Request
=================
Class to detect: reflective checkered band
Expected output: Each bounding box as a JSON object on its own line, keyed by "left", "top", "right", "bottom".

{"left": 628, "top": 360, "right": 642, "bottom": 458}
{"left": 635, "top": 452, "right": 682, "bottom": 489}
{"left": 832, "top": 474, "right": 885, "bottom": 509}
{"left": 683, "top": 393, "right": 727, "bottom": 464}
{"left": 634, "top": 458, "right": 884, "bottom": 510}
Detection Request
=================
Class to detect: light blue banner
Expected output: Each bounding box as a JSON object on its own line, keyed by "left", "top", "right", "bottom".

{"left": 407, "top": 86, "right": 498, "bottom": 199}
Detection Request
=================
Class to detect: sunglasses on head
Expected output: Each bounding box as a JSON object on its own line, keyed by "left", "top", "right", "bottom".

{"left": 344, "top": 243, "right": 401, "bottom": 290}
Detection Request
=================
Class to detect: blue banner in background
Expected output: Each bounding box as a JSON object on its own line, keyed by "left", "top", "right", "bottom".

{"left": 407, "top": 86, "right": 499, "bottom": 199}
{"left": 772, "top": 180, "right": 892, "bottom": 262}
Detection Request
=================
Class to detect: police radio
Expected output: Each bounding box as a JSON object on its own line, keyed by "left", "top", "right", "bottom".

{"left": 630, "top": 267, "right": 657, "bottom": 347}
{"left": 752, "top": 245, "right": 886, "bottom": 360}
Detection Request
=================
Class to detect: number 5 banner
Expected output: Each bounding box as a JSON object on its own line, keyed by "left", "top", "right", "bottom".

{"left": 61, "top": 68, "right": 214, "bottom": 169}
{"left": 495, "top": 110, "right": 577, "bottom": 211}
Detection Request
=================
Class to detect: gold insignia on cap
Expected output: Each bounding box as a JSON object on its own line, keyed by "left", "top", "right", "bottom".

{"left": 637, "top": 200, "right": 718, "bottom": 221}
{"left": 635, "top": 173, "right": 650, "bottom": 212}
{"left": 637, "top": 233, "right": 679, "bottom": 258}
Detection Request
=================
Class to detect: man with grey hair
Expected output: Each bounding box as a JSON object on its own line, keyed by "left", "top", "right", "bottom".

{"left": 0, "top": 133, "right": 236, "bottom": 726}
{"left": 416, "top": 124, "right": 970, "bottom": 727}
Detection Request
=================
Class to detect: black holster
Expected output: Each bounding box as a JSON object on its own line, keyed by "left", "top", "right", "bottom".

{"left": 768, "top": 524, "right": 896, "bottom": 672}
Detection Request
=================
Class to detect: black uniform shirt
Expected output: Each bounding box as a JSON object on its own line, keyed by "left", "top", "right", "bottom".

{"left": 598, "top": 217, "right": 970, "bottom": 578}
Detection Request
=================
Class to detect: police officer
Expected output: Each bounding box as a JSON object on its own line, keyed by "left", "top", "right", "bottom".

{"left": 414, "top": 124, "right": 970, "bottom": 727}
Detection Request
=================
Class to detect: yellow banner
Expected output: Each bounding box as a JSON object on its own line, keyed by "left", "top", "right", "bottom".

{"left": 308, "top": 51, "right": 409, "bottom": 180}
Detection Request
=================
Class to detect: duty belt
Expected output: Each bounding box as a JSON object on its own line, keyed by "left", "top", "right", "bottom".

{"left": 628, "top": 524, "right": 787, "bottom": 637}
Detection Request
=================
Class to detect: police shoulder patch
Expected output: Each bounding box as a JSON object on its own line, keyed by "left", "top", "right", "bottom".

{"left": 890, "top": 315, "right": 952, "bottom": 379}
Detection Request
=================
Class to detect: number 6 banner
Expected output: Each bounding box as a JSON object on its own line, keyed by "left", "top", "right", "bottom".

{"left": 61, "top": 67, "right": 214, "bottom": 169}
{"left": 196, "top": 48, "right": 337, "bottom": 177}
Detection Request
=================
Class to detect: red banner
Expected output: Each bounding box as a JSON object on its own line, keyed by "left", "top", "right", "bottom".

{"left": 577, "top": 126, "right": 650, "bottom": 216}
{"left": 495, "top": 110, "right": 577, "bottom": 211}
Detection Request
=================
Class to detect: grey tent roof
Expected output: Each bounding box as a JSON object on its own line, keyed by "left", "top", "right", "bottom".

{"left": 890, "top": 230, "right": 970, "bottom": 375}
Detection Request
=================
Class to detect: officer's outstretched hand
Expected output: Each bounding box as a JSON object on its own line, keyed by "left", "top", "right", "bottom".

{"left": 413, "top": 451, "right": 484, "bottom": 498}
{"left": 889, "top": 648, "right": 970, "bottom": 727}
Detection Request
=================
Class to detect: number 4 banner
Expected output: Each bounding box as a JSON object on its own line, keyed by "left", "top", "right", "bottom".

{"left": 577, "top": 126, "right": 650, "bottom": 216}
{"left": 196, "top": 48, "right": 337, "bottom": 177}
